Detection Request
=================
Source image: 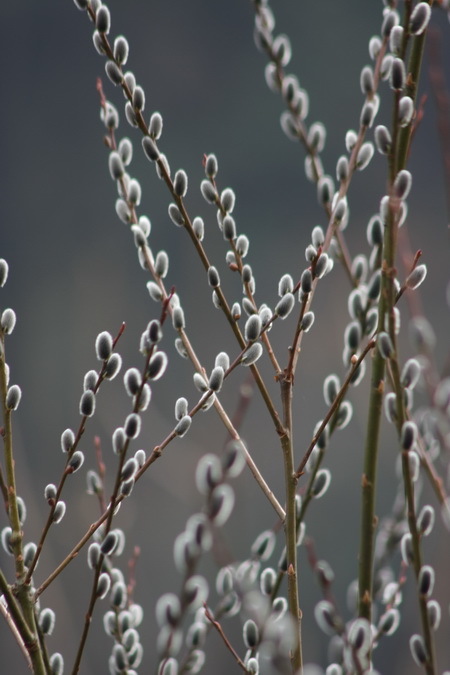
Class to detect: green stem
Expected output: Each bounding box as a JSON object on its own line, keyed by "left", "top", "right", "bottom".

{"left": 0, "top": 339, "right": 25, "bottom": 582}
{"left": 0, "top": 339, "right": 46, "bottom": 674}
{"left": 359, "top": 88, "right": 399, "bottom": 625}
{"left": 394, "top": 12, "right": 436, "bottom": 672}
{"left": 358, "top": 345, "right": 385, "bottom": 622}
{"left": 396, "top": 10, "right": 428, "bottom": 172}
{"left": 280, "top": 378, "right": 302, "bottom": 673}
{"left": 359, "top": 6, "right": 435, "bottom": 660}
{"left": 7, "top": 583, "right": 46, "bottom": 674}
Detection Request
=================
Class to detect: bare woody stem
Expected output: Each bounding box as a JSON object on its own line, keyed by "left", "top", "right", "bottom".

{"left": 203, "top": 605, "right": 249, "bottom": 672}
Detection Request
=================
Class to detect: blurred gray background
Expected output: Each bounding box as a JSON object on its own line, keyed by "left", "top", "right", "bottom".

{"left": 1, "top": 1, "right": 450, "bottom": 673}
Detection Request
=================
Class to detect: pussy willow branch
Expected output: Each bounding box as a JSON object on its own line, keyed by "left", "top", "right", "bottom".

{"left": 35, "top": 380, "right": 283, "bottom": 604}
{"left": 99, "top": 50, "right": 322, "bottom": 675}
{"left": 92, "top": 26, "right": 286, "bottom": 440}
{"left": 96, "top": 83, "right": 286, "bottom": 521}
{"left": 228, "top": 233, "right": 282, "bottom": 375}
{"left": 106, "top": 78, "right": 285, "bottom": 522}
{"left": 142, "top": 228, "right": 285, "bottom": 520}
{"left": 251, "top": 0, "right": 389, "bottom": 288}
{"left": 388, "top": 233, "right": 450, "bottom": 506}
{"left": 296, "top": 339, "right": 376, "bottom": 479}
{"left": 393, "top": 225, "right": 450, "bottom": 500}
{"left": 68, "top": 328, "right": 268, "bottom": 674}
{"left": 71, "top": 301, "right": 173, "bottom": 674}
{"left": 148, "top": 134, "right": 285, "bottom": 437}
{"left": 388, "top": 353, "right": 436, "bottom": 674}
{"left": 378, "top": 200, "right": 437, "bottom": 672}
{"left": 286, "top": 56, "right": 387, "bottom": 380}
{"left": 138, "top": 321, "right": 285, "bottom": 521}
{"left": 24, "top": 323, "right": 126, "bottom": 585}
{"left": 204, "top": 170, "right": 282, "bottom": 375}
{"left": 395, "top": 248, "right": 422, "bottom": 303}
{"left": 35, "top": 334, "right": 285, "bottom": 602}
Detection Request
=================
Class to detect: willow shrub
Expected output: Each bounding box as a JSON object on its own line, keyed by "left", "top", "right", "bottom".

{"left": 1, "top": 1, "right": 450, "bottom": 673}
